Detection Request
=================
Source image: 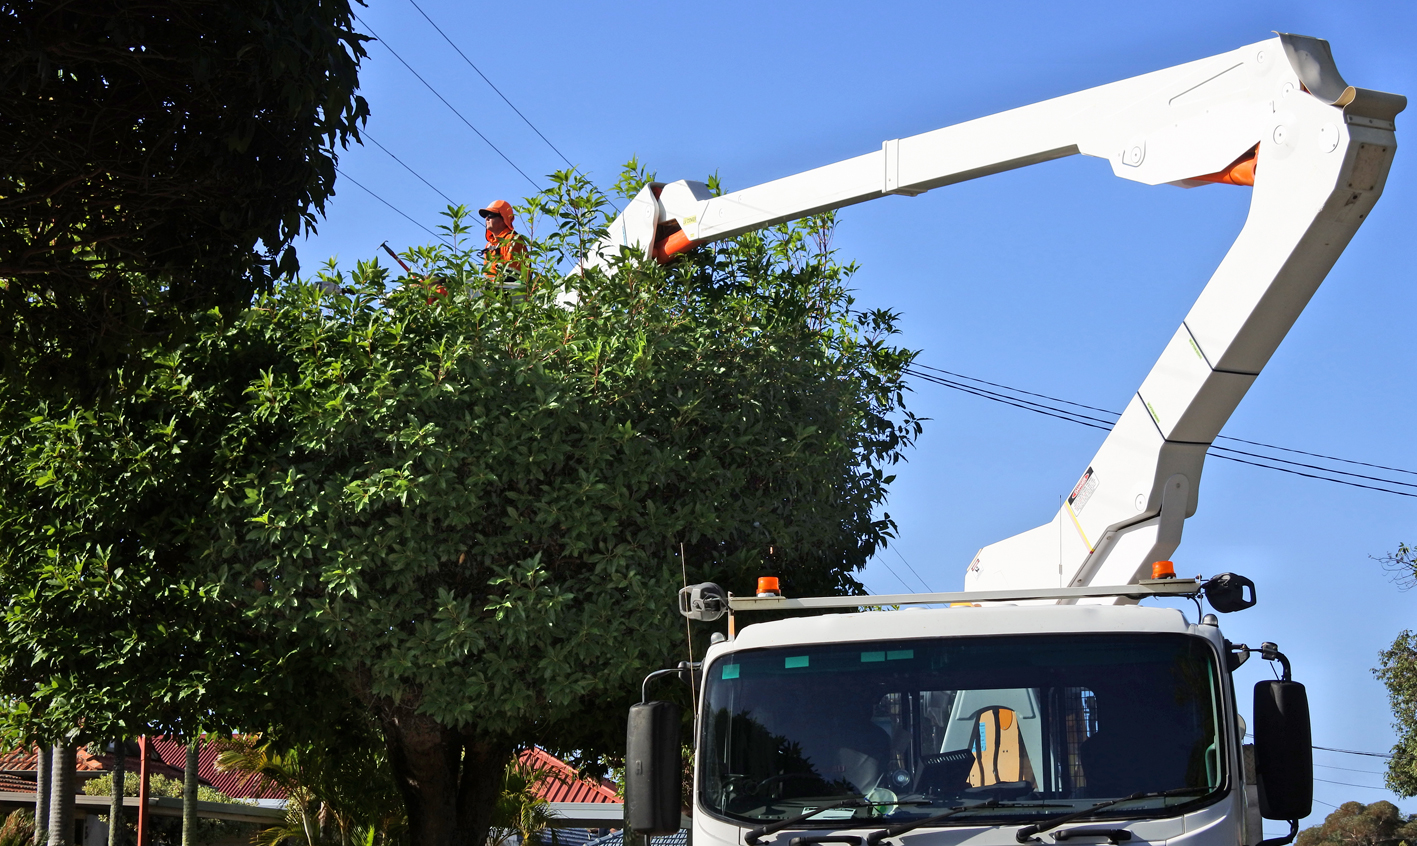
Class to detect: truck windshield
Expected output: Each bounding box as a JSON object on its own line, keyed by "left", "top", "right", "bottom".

{"left": 700, "top": 632, "right": 1224, "bottom": 826}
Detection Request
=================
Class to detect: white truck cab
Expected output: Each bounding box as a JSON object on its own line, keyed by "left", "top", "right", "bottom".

{"left": 629, "top": 580, "right": 1309, "bottom": 846}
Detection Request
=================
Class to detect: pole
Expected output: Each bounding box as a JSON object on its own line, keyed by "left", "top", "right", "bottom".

{"left": 136, "top": 737, "right": 150, "bottom": 846}
{"left": 33, "top": 745, "right": 50, "bottom": 845}
{"left": 108, "top": 741, "right": 125, "bottom": 846}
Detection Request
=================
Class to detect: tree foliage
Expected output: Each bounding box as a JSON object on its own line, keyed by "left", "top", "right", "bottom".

{"left": 1375, "top": 630, "right": 1417, "bottom": 796}
{"left": 1297, "top": 801, "right": 1417, "bottom": 846}
{"left": 0, "top": 0, "right": 367, "bottom": 382}
{"left": 0, "top": 168, "right": 920, "bottom": 846}
{"left": 1377, "top": 544, "right": 1417, "bottom": 590}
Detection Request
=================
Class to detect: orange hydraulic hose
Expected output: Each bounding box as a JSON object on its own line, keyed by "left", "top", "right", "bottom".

{"left": 1191, "top": 146, "right": 1258, "bottom": 186}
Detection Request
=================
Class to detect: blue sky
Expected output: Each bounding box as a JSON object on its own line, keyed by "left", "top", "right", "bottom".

{"left": 299, "top": 1, "right": 1416, "bottom": 826}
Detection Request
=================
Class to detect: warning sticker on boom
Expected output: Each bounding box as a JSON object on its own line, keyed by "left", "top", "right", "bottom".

{"left": 1068, "top": 466, "right": 1099, "bottom": 514}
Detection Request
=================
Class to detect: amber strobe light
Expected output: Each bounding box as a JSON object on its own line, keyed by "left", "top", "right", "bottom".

{"left": 1152, "top": 560, "right": 1177, "bottom": 579}
{"left": 756, "top": 577, "right": 781, "bottom": 597}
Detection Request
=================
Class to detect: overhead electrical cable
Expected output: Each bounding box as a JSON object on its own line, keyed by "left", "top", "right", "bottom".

{"left": 1313, "top": 777, "right": 1390, "bottom": 790}
{"left": 895, "top": 547, "right": 936, "bottom": 593}
{"left": 400, "top": 0, "right": 622, "bottom": 213}
{"left": 876, "top": 557, "right": 919, "bottom": 594}
{"left": 1315, "top": 762, "right": 1387, "bottom": 775}
{"left": 334, "top": 166, "right": 452, "bottom": 246}
{"left": 904, "top": 365, "right": 1417, "bottom": 499}
{"left": 364, "top": 130, "right": 458, "bottom": 206}
{"left": 1217, "top": 434, "right": 1417, "bottom": 478}
{"left": 405, "top": 0, "right": 574, "bottom": 171}
{"left": 353, "top": 13, "right": 541, "bottom": 190}
{"left": 914, "top": 362, "right": 1416, "bottom": 476}
{"left": 914, "top": 363, "right": 1119, "bottom": 416}
{"left": 1313, "top": 745, "right": 1394, "bottom": 759}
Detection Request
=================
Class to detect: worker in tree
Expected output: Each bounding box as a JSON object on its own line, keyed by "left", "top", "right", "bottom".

{"left": 479, "top": 199, "right": 527, "bottom": 285}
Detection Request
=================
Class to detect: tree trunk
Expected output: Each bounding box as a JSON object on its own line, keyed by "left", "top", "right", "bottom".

{"left": 48, "top": 743, "right": 75, "bottom": 846}
{"left": 34, "top": 745, "right": 50, "bottom": 846}
{"left": 108, "top": 742, "right": 125, "bottom": 846}
{"left": 381, "top": 708, "right": 513, "bottom": 846}
{"left": 181, "top": 739, "right": 198, "bottom": 846}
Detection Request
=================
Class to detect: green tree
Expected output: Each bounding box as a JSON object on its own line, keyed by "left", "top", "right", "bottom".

{"left": 0, "top": 0, "right": 367, "bottom": 384}
{"left": 1375, "top": 631, "right": 1417, "bottom": 795}
{"left": 0, "top": 169, "right": 919, "bottom": 846}
{"left": 1296, "top": 801, "right": 1417, "bottom": 846}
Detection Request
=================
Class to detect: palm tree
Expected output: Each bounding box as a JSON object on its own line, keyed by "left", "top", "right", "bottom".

{"left": 214, "top": 737, "right": 403, "bottom": 846}
{"left": 488, "top": 758, "right": 561, "bottom": 846}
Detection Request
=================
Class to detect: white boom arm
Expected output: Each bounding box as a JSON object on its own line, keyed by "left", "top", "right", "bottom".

{"left": 584, "top": 34, "right": 1403, "bottom": 593}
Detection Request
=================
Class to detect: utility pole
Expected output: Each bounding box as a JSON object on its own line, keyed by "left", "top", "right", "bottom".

{"left": 136, "top": 738, "right": 150, "bottom": 846}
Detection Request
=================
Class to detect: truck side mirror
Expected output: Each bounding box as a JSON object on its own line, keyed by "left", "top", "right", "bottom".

{"left": 626, "top": 701, "right": 682, "bottom": 835}
{"left": 1253, "top": 680, "right": 1313, "bottom": 820}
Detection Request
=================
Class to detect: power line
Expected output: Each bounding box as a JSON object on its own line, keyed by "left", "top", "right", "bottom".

{"left": 334, "top": 166, "right": 451, "bottom": 247}
{"left": 1207, "top": 444, "right": 1417, "bottom": 490}
{"left": 400, "top": 0, "right": 621, "bottom": 213}
{"left": 894, "top": 547, "right": 935, "bottom": 593}
{"left": 904, "top": 365, "right": 1417, "bottom": 499}
{"left": 914, "top": 363, "right": 1119, "bottom": 417}
{"left": 1314, "top": 745, "right": 1393, "bottom": 759}
{"left": 875, "top": 556, "right": 918, "bottom": 594}
{"left": 1220, "top": 434, "right": 1417, "bottom": 478}
{"left": 364, "top": 130, "right": 458, "bottom": 207}
{"left": 911, "top": 362, "right": 1417, "bottom": 484}
{"left": 1314, "top": 777, "right": 1390, "bottom": 791}
{"left": 405, "top": 0, "right": 574, "bottom": 171}
{"left": 1316, "top": 762, "right": 1388, "bottom": 775}
{"left": 1205, "top": 452, "right": 1417, "bottom": 499}
{"left": 353, "top": 13, "right": 541, "bottom": 190}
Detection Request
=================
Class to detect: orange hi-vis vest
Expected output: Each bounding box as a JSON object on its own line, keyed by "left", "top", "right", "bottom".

{"left": 481, "top": 200, "right": 527, "bottom": 282}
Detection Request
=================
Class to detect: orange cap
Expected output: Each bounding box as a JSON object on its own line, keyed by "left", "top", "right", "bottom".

{"left": 756, "top": 577, "right": 781, "bottom": 597}
{"left": 1151, "top": 560, "right": 1177, "bottom": 579}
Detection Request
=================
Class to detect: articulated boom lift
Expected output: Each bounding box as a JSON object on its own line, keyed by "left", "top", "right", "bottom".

{"left": 586, "top": 34, "right": 1402, "bottom": 595}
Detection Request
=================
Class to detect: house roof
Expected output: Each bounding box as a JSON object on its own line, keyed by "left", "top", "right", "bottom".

{"left": 0, "top": 741, "right": 619, "bottom": 805}
{"left": 148, "top": 737, "right": 286, "bottom": 801}
{"left": 519, "top": 748, "right": 621, "bottom": 804}
{"left": 0, "top": 744, "right": 185, "bottom": 794}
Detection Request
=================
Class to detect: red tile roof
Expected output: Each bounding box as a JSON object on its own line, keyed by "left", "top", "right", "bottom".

{"left": 0, "top": 741, "right": 619, "bottom": 805}
{"left": 520, "top": 748, "right": 621, "bottom": 804}
{"left": 149, "top": 737, "right": 285, "bottom": 800}
{"left": 0, "top": 743, "right": 186, "bottom": 792}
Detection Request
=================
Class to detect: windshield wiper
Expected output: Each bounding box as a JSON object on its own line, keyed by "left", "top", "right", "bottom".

{"left": 745, "top": 800, "right": 866, "bottom": 845}
{"left": 865, "top": 800, "right": 1000, "bottom": 845}
{"left": 746, "top": 799, "right": 936, "bottom": 845}
{"left": 1014, "top": 787, "right": 1212, "bottom": 842}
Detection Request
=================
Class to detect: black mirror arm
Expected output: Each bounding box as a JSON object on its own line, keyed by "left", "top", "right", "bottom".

{"left": 1258, "top": 820, "right": 1299, "bottom": 846}
{"left": 1228, "top": 643, "right": 1292, "bottom": 681}
{"left": 641, "top": 662, "right": 701, "bottom": 703}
